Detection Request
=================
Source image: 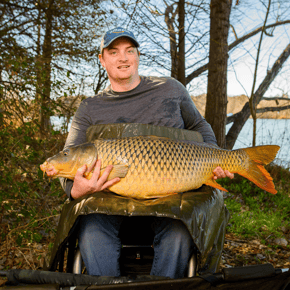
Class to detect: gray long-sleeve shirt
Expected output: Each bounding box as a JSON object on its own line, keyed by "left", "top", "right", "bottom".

{"left": 60, "top": 76, "right": 217, "bottom": 198}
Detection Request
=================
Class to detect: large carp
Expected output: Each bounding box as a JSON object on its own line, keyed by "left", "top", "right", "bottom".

{"left": 40, "top": 136, "right": 280, "bottom": 199}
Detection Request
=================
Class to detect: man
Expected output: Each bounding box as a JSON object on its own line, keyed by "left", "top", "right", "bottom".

{"left": 46, "top": 27, "right": 233, "bottom": 278}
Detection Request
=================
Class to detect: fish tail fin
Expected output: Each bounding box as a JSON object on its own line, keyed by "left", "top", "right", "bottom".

{"left": 242, "top": 145, "right": 280, "bottom": 165}
{"left": 239, "top": 145, "right": 280, "bottom": 194}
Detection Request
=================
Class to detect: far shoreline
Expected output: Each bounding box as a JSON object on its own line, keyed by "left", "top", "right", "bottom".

{"left": 191, "top": 94, "right": 290, "bottom": 120}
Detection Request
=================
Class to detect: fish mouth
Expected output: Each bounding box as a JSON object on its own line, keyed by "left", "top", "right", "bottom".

{"left": 40, "top": 161, "right": 49, "bottom": 172}
{"left": 40, "top": 161, "right": 79, "bottom": 179}
{"left": 40, "top": 162, "right": 60, "bottom": 177}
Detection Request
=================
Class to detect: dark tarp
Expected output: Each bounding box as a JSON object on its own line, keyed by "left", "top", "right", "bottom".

{"left": 86, "top": 123, "right": 204, "bottom": 143}
{"left": 46, "top": 123, "right": 230, "bottom": 274}
{"left": 1, "top": 266, "right": 290, "bottom": 289}
{"left": 2, "top": 269, "right": 170, "bottom": 287}
{"left": 1, "top": 284, "right": 60, "bottom": 290}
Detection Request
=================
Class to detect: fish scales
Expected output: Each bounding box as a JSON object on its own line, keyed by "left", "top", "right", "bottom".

{"left": 40, "top": 136, "right": 280, "bottom": 199}
{"left": 94, "top": 137, "right": 243, "bottom": 198}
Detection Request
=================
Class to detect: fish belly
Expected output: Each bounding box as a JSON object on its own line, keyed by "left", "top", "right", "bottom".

{"left": 95, "top": 137, "right": 236, "bottom": 199}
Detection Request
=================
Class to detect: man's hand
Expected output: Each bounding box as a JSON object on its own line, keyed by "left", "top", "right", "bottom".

{"left": 213, "top": 167, "right": 234, "bottom": 180}
{"left": 71, "top": 159, "right": 121, "bottom": 199}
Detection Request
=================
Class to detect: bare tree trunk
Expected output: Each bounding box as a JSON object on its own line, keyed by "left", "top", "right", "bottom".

{"left": 165, "top": 4, "right": 178, "bottom": 79}
{"left": 94, "top": 65, "right": 108, "bottom": 95}
{"left": 40, "top": 0, "right": 53, "bottom": 133}
{"left": 178, "top": 0, "right": 185, "bottom": 85}
{"left": 226, "top": 42, "right": 290, "bottom": 149}
{"left": 0, "top": 68, "right": 2, "bottom": 128}
{"left": 35, "top": 3, "right": 42, "bottom": 128}
{"left": 205, "top": 0, "right": 232, "bottom": 148}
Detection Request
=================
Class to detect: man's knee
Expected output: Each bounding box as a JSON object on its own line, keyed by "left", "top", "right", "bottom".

{"left": 167, "top": 219, "right": 193, "bottom": 248}
{"left": 153, "top": 218, "right": 193, "bottom": 249}
{"left": 79, "top": 214, "right": 123, "bottom": 244}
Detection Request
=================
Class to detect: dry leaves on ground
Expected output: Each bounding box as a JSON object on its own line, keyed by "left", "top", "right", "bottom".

{"left": 221, "top": 233, "right": 290, "bottom": 270}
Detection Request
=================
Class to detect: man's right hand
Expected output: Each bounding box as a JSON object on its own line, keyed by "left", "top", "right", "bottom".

{"left": 71, "top": 159, "right": 121, "bottom": 199}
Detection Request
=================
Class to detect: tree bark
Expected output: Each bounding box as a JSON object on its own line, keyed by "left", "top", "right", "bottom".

{"left": 205, "top": 0, "right": 232, "bottom": 148}
{"left": 226, "top": 42, "right": 290, "bottom": 149}
{"left": 40, "top": 0, "right": 54, "bottom": 133}
{"left": 165, "top": 4, "right": 178, "bottom": 79}
{"left": 177, "top": 0, "right": 185, "bottom": 85}
{"left": 35, "top": 3, "right": 42, "bottom": 129}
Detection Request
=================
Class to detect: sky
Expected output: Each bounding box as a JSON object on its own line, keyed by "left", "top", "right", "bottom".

{"left": 226, "top": 29, "right": 290, "bottom": 98}
{"left": 215, "top": 1, "right": 290, "bottom": 98}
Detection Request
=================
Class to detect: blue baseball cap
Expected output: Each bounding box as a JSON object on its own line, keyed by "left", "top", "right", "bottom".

{"left": 100, "top": 27, "right": 140, "bottom": 53}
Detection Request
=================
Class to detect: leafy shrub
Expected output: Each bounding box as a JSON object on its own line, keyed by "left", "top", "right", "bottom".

{"left": 0, "top": 118, "right": 67, "bottom": 248}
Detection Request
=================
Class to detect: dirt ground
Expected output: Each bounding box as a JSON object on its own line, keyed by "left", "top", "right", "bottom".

{"left": 0, "top": 232, "right": 289, "bottom": 287}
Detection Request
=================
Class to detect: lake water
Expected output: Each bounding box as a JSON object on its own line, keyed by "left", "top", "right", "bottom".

{"left": 51, "top": 117, "right": 290, "bottom": 169}
{"left": 227, "top": 119, "right": 290, "bottom": 168}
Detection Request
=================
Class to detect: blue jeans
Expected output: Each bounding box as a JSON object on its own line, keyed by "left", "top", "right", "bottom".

{"left": 78, "top": 214, "right": 194, "bottom": 279}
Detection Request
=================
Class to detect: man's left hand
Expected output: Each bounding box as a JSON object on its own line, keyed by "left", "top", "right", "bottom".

{"left": 213, "top": 167, "right": 234, "bottom": 180}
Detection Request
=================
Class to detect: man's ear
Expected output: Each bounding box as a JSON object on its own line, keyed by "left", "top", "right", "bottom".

{"left": 99, "top": 54, "right": 105, "bottom": 68}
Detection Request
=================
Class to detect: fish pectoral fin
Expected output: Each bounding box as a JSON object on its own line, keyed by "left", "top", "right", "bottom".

{"left": 145, "top": 135, "right": 171, "bottom": 140}
{"left": 101, "top": 164, "right": 129, "bottom": 181}
{"left": 85, "top": 165, "right": 128, "bottom": 180}
{"left": 205, "top": 178, "right": 228, "bottom": 192}
{"left": 142, "top": 192, "right": 178, "bottom": 199}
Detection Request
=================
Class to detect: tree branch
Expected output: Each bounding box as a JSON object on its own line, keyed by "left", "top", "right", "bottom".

{"left": 228, "top": 20, "right": 290, "bottom": 51}
{"left": 186, "top": 20, "right": 290, "bottom": 84}
{"left": 262, "top": 97, "right": 290, "bottom": 101}
{"left": 256, "top": 105, "right": 290, "bottom": 114}
{"left": 249, "top": 0, "right": 271, "bottom": 146}
{"left": 225, "top": 41, "right": 290, "bottom": 149}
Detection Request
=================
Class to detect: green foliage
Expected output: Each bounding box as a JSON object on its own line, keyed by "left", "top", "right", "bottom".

{"left": 0, "top": 118, "right": 67, "bottom": 247}
{"left": 220, "top": 169, "right": 290, "bottom": 240}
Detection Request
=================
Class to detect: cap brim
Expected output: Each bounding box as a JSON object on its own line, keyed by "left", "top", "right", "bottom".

{"left": 103, "top": 35, "right": 139, "bottom": 49}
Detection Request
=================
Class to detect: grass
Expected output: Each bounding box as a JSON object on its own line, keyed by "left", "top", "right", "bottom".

{"left": 219, "top": 164, "right": 290, "bottom": 243}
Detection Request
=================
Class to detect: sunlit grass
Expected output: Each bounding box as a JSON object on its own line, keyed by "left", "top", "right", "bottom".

{"left": 220, "top": 165, "right": 290, "bottom": 241}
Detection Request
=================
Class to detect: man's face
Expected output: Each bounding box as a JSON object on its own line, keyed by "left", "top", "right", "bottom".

{"left": 99, "top": 37, "right": 140, "bottom": 84}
